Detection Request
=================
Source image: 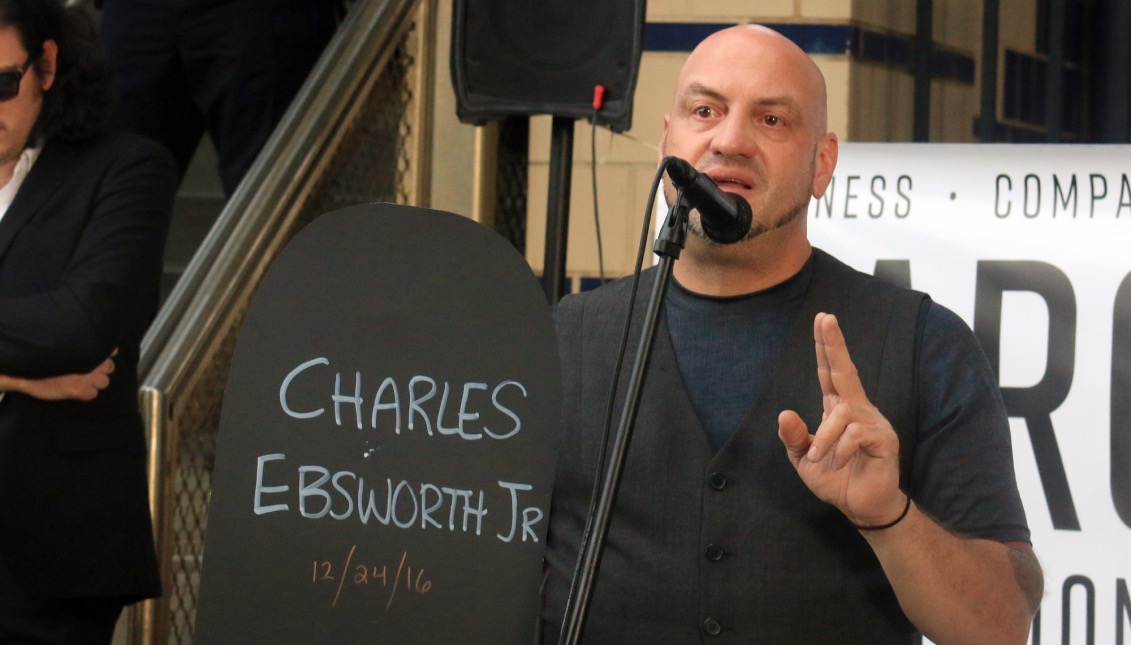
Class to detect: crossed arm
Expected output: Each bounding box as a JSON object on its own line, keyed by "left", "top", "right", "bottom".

{"left": 0, "top": 350, "right": 117, "bottom": 401}
{"left": 777, "top": 313, "right": 1043, "bottom": 645}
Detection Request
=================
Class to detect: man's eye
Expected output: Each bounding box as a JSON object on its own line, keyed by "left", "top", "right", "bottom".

{"left": 764, "top": 115, "right": 781, "bottom": 126}
{"left": 694, "top": 106, "right": 714, "bottom": 118}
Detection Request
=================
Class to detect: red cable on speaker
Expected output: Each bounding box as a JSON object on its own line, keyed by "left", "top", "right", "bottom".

{"left": 590, "top": 83, "right": 607, "bottom": 285}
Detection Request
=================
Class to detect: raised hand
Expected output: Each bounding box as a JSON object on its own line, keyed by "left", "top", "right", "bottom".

{"left": 777, "top": 313, "right": 907, "bottom": 528}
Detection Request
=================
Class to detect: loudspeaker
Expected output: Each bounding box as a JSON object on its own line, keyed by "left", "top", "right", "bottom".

{"left": 450, "top": 0, "right": 646, "bottom": 132}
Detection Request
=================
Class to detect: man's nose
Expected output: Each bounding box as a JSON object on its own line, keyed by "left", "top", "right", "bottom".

{"left": 710, "top": 114, "right": 758, "bottom": 159}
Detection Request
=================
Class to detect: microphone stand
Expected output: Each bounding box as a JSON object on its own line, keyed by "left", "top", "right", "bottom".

{"left": 558, "top": 189, "right": 691, "bottom": 645}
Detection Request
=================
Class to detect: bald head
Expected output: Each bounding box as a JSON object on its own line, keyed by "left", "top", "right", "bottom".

{"left": 658, "top": 23, "right": 839, "bottom": 269}
{"left": 674, "top": 25, "right": 829, "bottom": 136}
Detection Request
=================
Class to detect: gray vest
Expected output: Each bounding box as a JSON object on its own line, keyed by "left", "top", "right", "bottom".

{"left": 543, "top": 249, "right": 929, "bottom": 644}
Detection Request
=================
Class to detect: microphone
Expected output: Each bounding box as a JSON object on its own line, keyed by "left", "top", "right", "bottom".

{"left": 664, "top": 156, "right": 753, "bottom": 244}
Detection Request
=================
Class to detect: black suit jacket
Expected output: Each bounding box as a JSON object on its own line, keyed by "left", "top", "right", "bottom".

{"left": 0, "top": 132, "right": 176, "bottom": 600}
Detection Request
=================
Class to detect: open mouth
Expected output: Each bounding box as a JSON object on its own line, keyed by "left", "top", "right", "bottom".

{"left": 713, "top": 177, "right": 752, "bottom": 190}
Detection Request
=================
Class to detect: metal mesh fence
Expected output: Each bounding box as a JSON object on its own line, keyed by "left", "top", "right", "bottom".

{"left": 493, "top": 116, "right": 530, "bottom": 253}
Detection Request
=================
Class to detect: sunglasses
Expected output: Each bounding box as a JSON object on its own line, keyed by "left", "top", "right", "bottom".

{"left": 0, "top": 60, "right": 30, "bottom": 102}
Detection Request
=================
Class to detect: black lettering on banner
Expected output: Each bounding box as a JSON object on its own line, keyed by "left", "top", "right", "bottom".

{"left": 993, "top": 173, "right": 1129, "bottom": 219}
{"left": 1062, "top": 575, "right": 1096, "bottom": 645}
{"left": 873, "top": 260, "right": 911, "bottom": 289}
{"left": 1033, "top": 578, "right": 1131, "bottom": 644}
{"left": 811, "top": 175, "right": 912, "bottom": 219}
{"left": 869, "top": 176, "right": 886, "bottom": 217}
{"left": 844, "top": 176, "right": 860, "bottom": 218}
{"left": 974, "top": 261, "right": 1080, "bottom": 530}
{"left": 1025, "top": 174, "right": 1042, "bottom": 218}
{"left": 1118, "top": 578, "right": 1130, "bottom": 644}
{"left": 895, "top": 175, "right": 911, "bottom": 217}
{"left": 996, "top": 174, "right": 1012, "bottom": 217}
{"left": 816, "top": 179, "right": 835, "bottom": 219}
{"left": 1091, "top": 174, "right": 1109, "bottom": 218}
{"left": 1121, "top": 175, "right": 1131, "bottom": 218}
{"left": 1113, "top": 273, "right": 1131, "bottom": 529}
{"left": 1054, "top": 175, "right": 1079, "bottom": 218}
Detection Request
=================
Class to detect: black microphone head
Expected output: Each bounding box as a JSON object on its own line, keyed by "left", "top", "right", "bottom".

{"left": 663, "top": 155, "right": 754, "bottom": 244}
{"left": 664, "top": 156, "right": 696, "bottom": 187}
{"left": 699, "top": 193, "right": 752, "bottom": 244}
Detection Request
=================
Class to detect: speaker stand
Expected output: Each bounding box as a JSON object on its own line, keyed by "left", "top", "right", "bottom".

{"left": 542, "top": 116, "right": 575, "bottom": 303}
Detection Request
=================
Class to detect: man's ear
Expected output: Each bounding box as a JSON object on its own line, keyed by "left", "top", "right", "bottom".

{"left": 811, "top": 132, "right": 839, "bottom": 199}
{"left": 38, "top": 40, "right": 58, "bottom": 92}
{"left": 658, "top": 113, "right": 671, "bottom": 163}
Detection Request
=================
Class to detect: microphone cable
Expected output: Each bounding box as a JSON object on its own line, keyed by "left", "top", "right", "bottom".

{"left": 594, "top": 159, "right": 669, "bottom": 489}
{"left": 561, "top": 157, "right": 675, "bottom": 644}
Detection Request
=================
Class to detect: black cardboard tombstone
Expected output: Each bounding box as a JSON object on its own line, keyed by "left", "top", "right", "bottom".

{"left": 194, "top": 205, "right": 560, "bottom": 643}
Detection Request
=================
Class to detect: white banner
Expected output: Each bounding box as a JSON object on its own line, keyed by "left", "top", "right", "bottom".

{"left": 809, "top": 143, "right": 1131, "bottom": 645}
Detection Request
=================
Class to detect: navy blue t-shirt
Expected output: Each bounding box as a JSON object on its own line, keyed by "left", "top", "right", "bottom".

{"left": 665, "top": 258, "right": 811, "bottom": 450}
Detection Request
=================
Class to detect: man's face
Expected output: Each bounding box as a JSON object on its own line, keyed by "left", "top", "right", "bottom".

{"left": 660, "top": 27, "right": 836, "bottom": 244}
{"left": 0, "top": 26, "right": 52, "bottom": 168}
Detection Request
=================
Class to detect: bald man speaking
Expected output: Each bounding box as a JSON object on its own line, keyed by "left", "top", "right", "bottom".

{"left": 541, "top": 25, "right": 1042, "bottom": 644}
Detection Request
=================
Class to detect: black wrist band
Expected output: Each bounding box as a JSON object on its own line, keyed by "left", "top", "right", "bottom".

{"left": 853, "top": 494, "right": 912, "bottom": 531}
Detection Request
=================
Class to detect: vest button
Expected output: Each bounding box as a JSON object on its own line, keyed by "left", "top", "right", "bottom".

{"left": 702, "top": 617, "right": 722, "bottom": 636}
{"left": 704, "top": 544, "right": 724, "bottom": 561}
{"left": 708, "top": 472, "right": 727, "bottom": 490}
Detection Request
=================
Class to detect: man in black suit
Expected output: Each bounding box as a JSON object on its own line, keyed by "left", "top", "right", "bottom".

{"left": 98, "top": 0, "right": 344, "bottom": 196}
{"left": 0, "top": 0, "right": 177, "bottom": 640}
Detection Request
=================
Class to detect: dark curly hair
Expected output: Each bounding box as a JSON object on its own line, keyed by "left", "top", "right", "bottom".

{"left": 0, "top": 0, "right": 113, "bottom": 142}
